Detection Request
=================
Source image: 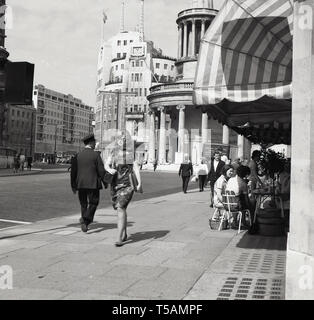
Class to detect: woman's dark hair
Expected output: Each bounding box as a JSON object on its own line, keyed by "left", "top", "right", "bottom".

{"left": 221, "top": 164, "right": 233, "bottom": 177}
{"left": 252, "top": 150, "right": 261, "bottom": 159}
{"left": 237, "top": 165, "right": 251, "bottom": 178}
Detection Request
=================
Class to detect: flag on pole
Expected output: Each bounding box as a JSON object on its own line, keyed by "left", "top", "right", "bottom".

{"left": 103, "top": 10, "right": 108, "bottom": 24}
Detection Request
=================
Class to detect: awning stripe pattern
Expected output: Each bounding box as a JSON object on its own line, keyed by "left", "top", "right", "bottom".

{"left": 193, "top": 0, "right": 293, "bottom": 105}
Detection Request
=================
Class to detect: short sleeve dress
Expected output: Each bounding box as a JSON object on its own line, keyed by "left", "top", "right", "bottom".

{"left": 110, "top": 153, "right": 135, "bottom": 210}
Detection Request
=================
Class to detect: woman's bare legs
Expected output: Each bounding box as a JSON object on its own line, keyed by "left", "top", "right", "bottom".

{"left": 116, "top": 207, "right": 127, "bottom": 245}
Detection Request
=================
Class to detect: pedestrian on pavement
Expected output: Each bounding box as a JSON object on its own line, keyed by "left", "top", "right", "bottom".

{"left": 208, "top": 151, "right": 226, "bottom": 207}
{"left": 27, "top": 156, "right": 32, "bottom": 171}
{"left": 67, "top": 155, "right": 75, "bottom": 172}
{"left": 70, "top": 134, "right": 108, "bottom": 233}
{"left": 105, "top": 132, "right": 142, "bottom": 247}
{"left": 19, "top": 154, "right": 25, "bottom": 171}
{"left": 248, "top": 150, "right": 263, "bottom": 191}
{"left": 13, "top": 154, "right": 20, "bottom": 173}
{"left": 153, "top": 159, "right": 158, "bottom": 172}
{"left": 196, "top": 159, "right": 209, "bottom": 192}
{"left": 179, "top": 154, "right": 193, "bottom": 194}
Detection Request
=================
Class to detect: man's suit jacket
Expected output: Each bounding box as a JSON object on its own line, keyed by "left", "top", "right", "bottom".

{"left": 71, "top": 148, "right": 106, "bottom": 190}
{"left": 208, "top": 159, "right": 225, "bottom": 184}
{"left": 179, "top": 162, "right": 193, "bottom": 177}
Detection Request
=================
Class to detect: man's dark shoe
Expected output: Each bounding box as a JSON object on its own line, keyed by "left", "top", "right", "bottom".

{"left": 79, "top": 218, "right": 88, "bottom": 233}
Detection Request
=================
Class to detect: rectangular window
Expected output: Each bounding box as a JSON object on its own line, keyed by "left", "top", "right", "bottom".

{"left": 134, "top": 105, "right": 138, "bottom": 112}
{"left": 121, "top": 64, "right": 124, "bottom": 70}
{"left": 139, "top": 88, "right": 142, "bottom": 96}
{"left": 144, "top": 88, "right": 147, "bottom": 96}
{"left": 123, "top": 53, "right": 126, "bottom": 58}
{"left": 132, "top": 61, "right": 135, "bottom": 67}
{"left": 156, "top": 63, "right": 160, "bottom": 69}
{"left": 117, "top": 40, "right": 121, "bottom": 46}
{"left": 136, "top": 60, "right": 140, "bottom": 67}
{"left": 117, "top": 53, "right": 121, "bottom": 58}
{"left": 123, "top": 40, "right": 127, "bottom": 45}
{"left": 171, "top": 65, "right": 174, "bottom": 71}
{"left": 17, "top": 110, "right": 20, "bottom": 116}
{"left": 115, "top": 65, "right": 118, "bottom": 70}
{"left": 131, "top": 74, "right": 134, "bottom": 81}
{"left": 164, "top": 64, "right": 168, "bottom": 70}
{"left": 140, "top": 61, "right": 143, "bottom": 67}
{"left": 12, "top": 109, "right": 15, "bottom": 116}
{"left": 135, "top": 73, "right": 139, "bottom": 81}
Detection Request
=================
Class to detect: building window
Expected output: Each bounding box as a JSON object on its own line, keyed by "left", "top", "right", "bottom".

{"left": 123, "top": 53, "right": 126, "bottom": 58}
{"left": 144, "top": 88, "right": 147, "bottom": 96}
{"left": 121, "top": 64, "right": 124, "bottom": 70}
{"left": 22, "top": 111, "right": 25, "bottom": 118}
{"left": 140, "top": 61, "right": 143, "bottom": 67}
{"left": 117, "top": 40, "right": 121, "bottom": 46}
{"left": 140, "top": 73, "right": 143, "bottom": 81}
{"left": 123, "top": 40, "right": 127, "bottom": 45}
{"left": 139, "top": 88, "right": 142, "bottom": 96}
{"left": 134, "top": 105, "right": 138, "bottom": 112}
{"left": 17, "top": 110, "right": 20, "bottom": 116}
{"left": 171, "top": 65, "right": 174, "bottom": 71}
{"left": 131, "top": 74, "right": 134, "bottom": 81}
{"left": 136, "top": 60, "right": 139, "bottom": 67}
{"left": 135, "top": 73, "right": 139, "bottom": 81}
{"left": 130, "top": 40, "right": 133, "bottom": 43}
{"left": 164, "top": 64, "right": 168, "bottom": 69}
{"left": 156, "top": 63, "right": 160, "bottom": 69}
{"left": 115, "top": 65, "right": 118, "bottom": 70}
{"left": 12, "top": 109, "right": 14, "bottom": 116}
{"left": 117, "top": 53, "right": 121, "bottom": 58}
{"left": 132, "top": 61, "right": 135, "bottom": 67}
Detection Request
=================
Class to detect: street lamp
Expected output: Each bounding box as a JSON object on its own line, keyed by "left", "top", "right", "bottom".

{"left": 46, "top": 123, "right": 64, "bottom": 164}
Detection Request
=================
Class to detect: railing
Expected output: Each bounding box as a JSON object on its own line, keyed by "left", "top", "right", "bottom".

{"left": 177, "top": 8, "right": 218, "bottom": 19}
{"left": 150, "top": 82, "right": 194, "bottom": 93}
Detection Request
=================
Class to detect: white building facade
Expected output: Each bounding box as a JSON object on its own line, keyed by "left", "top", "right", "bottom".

{"left": 33, "top": 84, "right": 94, "bottom": 162}
{"left": 95, "top": 30, "right": 176, "bottom": 162}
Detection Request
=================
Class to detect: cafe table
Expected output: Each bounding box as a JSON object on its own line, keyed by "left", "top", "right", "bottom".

{"left": 252, "top": 188, "right": 286, "bottom": 223}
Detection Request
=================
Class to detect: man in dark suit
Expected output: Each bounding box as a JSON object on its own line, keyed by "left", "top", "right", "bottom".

{"left": 70, "top": 134, "right": 107, "bottom": 232}
{"left": 179, "top": 156, "right": 193, "bottom": 194}
{"left": 208, "top": 151, "right": 225, "bottom": 207}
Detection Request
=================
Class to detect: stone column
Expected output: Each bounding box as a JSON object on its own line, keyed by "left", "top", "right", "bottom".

{"left": 177, "top": 105, "right": 186, "bottom": 154}
{"left": 183, "top": 21, "right": 188, "bottom": 58}
{"left": 201, "top": 19, "right": 206, "bottom": 39}
{"left": 286, "top": 0, "right": 314, "bottom": 299}
{"left": 222, "top": 125, "right": 230, "bottom": 145}
{"left": 177, "top": 24, "right": 182, "bottom": 59}
{"left": 158, "top": 107, "right": 166, "bottom": 164}
{"left": 191, "top": 19, "right": 196, "bottom": 57}
{"left": 237, "top": 134, "right": 244, "bottom": 159}
{"left": 148, "top": 111, "right": 155, "bottom": 162}
{"left": 201, "top": 112, "right": 208, "bottom": 144}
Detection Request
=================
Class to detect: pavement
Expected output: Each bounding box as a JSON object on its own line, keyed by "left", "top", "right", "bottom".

{"left": 0, "top": 168, "right": 43, "bottom": 177}
{"left": 0, "top": 187, "right": 287, "bottom": 300}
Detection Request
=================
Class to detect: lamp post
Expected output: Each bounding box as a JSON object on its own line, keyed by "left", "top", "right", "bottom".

{"left": 46, "top": 123, "right": 64, "bottom": 164}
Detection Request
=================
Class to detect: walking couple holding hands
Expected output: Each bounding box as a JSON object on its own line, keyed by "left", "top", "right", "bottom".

{"left": 70, "top": 132, "right": 142, "bottom": 247}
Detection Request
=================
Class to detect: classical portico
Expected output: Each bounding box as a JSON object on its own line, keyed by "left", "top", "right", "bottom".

{"left": 147, "top": 1, "right": 250, "bottom": 165}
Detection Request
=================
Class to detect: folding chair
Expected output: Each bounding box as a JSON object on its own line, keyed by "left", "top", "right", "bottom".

{"left": 222, "top": 190, "right": 252, "bottom": 234}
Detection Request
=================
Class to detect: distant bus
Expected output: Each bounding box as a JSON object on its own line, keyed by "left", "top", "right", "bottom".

{"left": 0, "top": 147, "right": 16, "bottom": 169}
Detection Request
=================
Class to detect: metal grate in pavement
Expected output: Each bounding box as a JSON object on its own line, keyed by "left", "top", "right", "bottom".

{"left": 217, "top": 276, "right": 285, "bottom": 300}
{"left": 232, "top": 252, "right": 286, "bottom": 275}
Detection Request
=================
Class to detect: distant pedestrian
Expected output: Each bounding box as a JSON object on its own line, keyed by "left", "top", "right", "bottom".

{"left": 153, "top": 159, "right": 158, "bottom": 172}
{"left": 196, "top": 159, "right": 209, "bottom": 192}
{"left": 70, "top": 134, "right": 108, "bottom": 233}
{"left": 179, "top": 155, "right": 193, "bottom": 194}
{"left": 27, "top": 156, "right": 32, "bottom": 171}
{"left": 67, "top": 155, "right": 75, "bottom": 172}
{"left": 13, "top": 154, "right": 20, "bottom": 173}
{"left": 19, "top": 154, "right": 25, "bottom": 171}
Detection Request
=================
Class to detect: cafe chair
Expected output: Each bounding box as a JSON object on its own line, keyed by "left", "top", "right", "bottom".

{"left": 222, "top": 190, "right": 252, "bottom": 234}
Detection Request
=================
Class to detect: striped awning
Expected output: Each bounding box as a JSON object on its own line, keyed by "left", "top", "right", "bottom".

{"left": 193, "top": 0, "right": 293, "bottom": 105}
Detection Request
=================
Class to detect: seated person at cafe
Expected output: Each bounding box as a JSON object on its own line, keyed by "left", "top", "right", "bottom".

{"left": 212, "top": 165, "right": 234, "bottom": 221}
{"left": 225, "top": 165, "right": 253, "bottom": 227}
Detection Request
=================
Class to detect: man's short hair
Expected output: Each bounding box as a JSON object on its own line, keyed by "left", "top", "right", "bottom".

{"left": 252, "top": 150, "right": 261, "bottom": 159}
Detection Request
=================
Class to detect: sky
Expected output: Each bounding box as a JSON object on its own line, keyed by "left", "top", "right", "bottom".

{"left": 5, "top": 0, "right": 223, "bottom": 106}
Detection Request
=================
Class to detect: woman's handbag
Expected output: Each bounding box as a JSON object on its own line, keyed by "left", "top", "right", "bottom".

{"left": 103, "top": 170, "right": 115, "bottom": 184}
{"left": 129, "top": 171, "right": 143, "bottom": 193}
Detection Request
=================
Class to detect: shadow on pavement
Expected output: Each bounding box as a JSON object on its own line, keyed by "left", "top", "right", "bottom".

{"left": 87, "top": 222, "right": 134, "bottom": 234}
{"left": 235, "top": 233, "right": 287, "bottom": 251}
{"left": 126, "top": 230, "right": 170, "bottom": 244}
